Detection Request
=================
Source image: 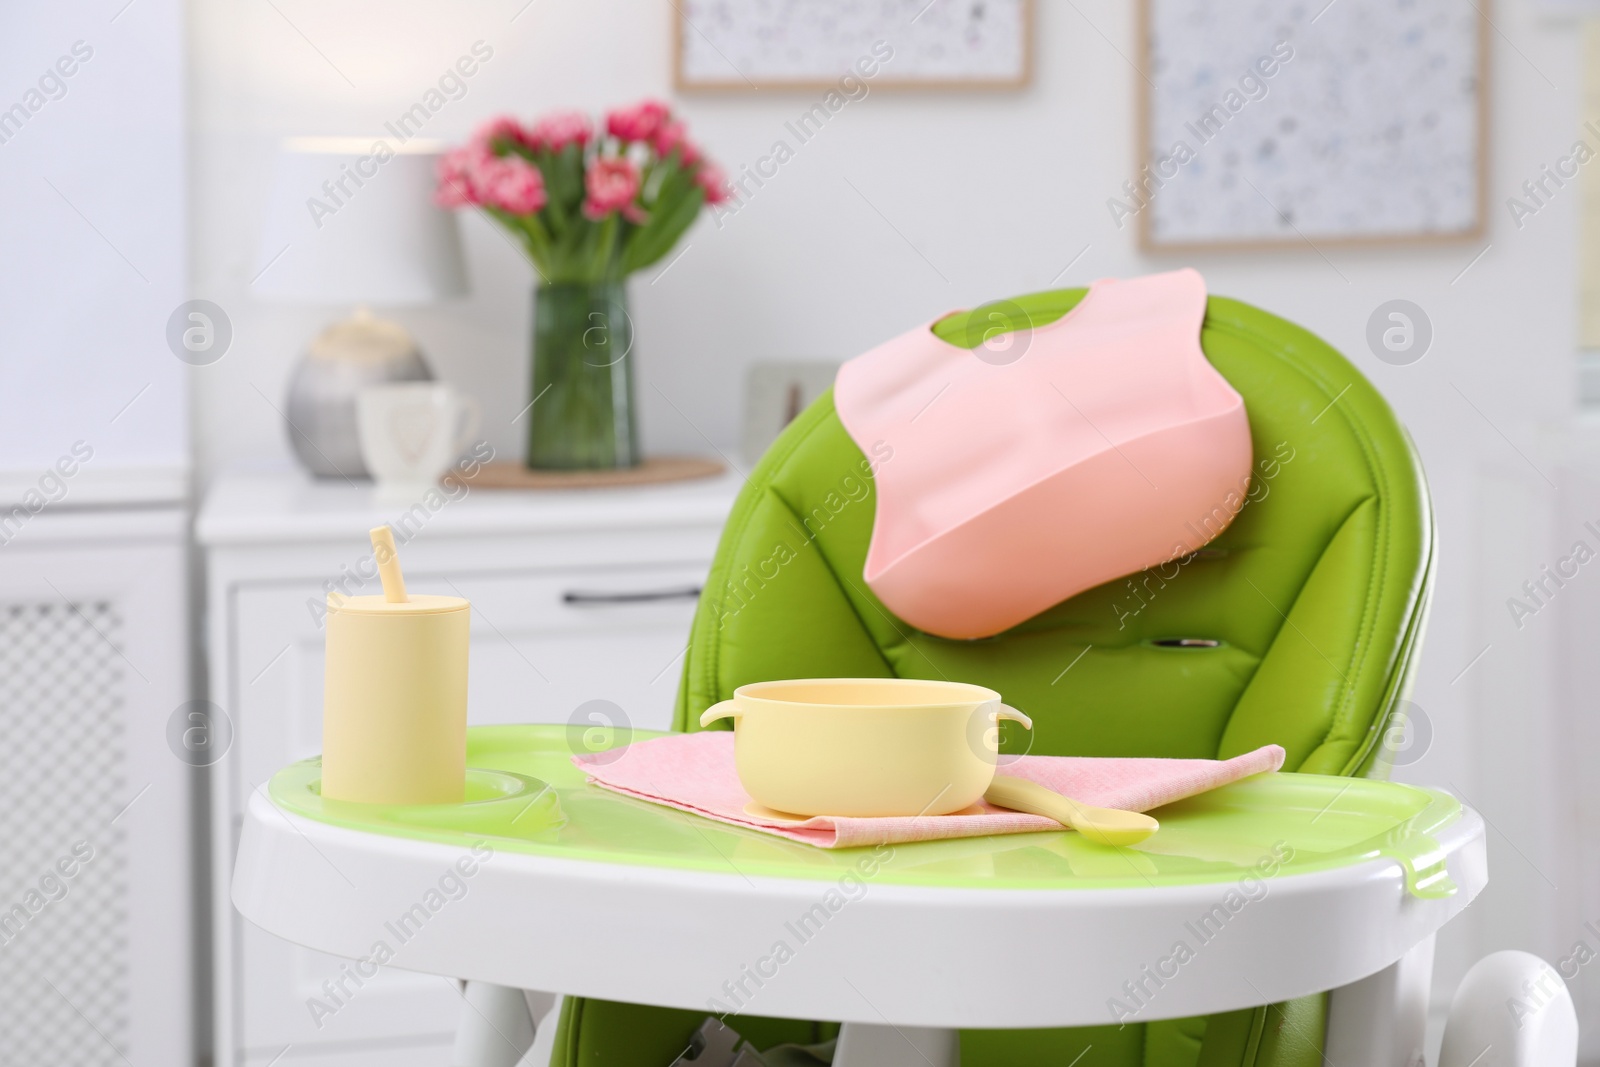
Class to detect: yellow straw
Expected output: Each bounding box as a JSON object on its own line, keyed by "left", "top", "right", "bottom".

{"left": 370, "top": 525, "right": 409, "bottom": 603}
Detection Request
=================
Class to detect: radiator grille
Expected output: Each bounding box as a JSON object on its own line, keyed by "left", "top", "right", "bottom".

{"left": 0, "top": 599, "right": 130, "bottom": 1066}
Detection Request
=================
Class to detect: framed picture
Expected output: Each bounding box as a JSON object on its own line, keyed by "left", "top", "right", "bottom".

{"left": 674, "top": 0, "right": 1032, "bottom": 91}
{"left": 741, "top": 361, "right": 839, "bottom": 464}
{"left": 1136, "top": 0, "right": 1488, "bottom": 250}
{"left": 1581, "top": 20, "right": 1600, "bottom": 347}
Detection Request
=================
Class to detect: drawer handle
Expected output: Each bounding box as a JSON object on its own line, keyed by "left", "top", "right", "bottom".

{"left": 562, "top": 585, "right": 703, "bottom": 606}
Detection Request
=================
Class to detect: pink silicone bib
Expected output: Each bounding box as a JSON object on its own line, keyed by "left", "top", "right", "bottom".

{"left": 834, "top": 269, "right": 1251, "bottom": 639}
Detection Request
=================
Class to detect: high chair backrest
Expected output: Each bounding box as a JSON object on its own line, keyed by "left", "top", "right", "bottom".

{"left": 675, "top": 290, "right": 1433, "bottom": 775}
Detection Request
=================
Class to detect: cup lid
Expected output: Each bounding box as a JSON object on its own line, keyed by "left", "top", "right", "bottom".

{"left": 327, "top": 593, "right": 469, "bottom": 616}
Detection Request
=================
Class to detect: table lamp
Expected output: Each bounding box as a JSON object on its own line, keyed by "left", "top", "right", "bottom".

{"left": 253, "top": 136, "right": 468, "bottom": 479}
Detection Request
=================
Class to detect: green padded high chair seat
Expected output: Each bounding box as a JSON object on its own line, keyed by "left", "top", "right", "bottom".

{"left": 549, "top": 290, "right": 1434, "bottom": 1067}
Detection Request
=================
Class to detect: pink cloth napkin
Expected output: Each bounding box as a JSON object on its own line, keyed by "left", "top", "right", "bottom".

{"left": 572, "top": 732, "right": 1285, "bottom": 849}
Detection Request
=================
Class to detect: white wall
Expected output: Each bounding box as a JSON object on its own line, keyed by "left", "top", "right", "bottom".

{"left": 0, "top": 0, "right": 187, "bottom": 499}
{"left": 189, "top": 0, "right": 1592, "bottom": 1049}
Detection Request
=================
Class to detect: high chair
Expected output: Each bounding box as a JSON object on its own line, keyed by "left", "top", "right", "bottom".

{"left": 541, "top": 289, "right": 1575, "bottom": 1066}
{"left": 232, "top": 288, "right": 1575, "bottom": 1067}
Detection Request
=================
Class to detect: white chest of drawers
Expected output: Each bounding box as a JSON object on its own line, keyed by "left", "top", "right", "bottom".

{"left": 197, "top": 469, "right": 739, "bottom": 1067}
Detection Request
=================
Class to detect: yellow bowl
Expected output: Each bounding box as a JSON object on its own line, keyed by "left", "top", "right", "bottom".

{"left": 699, "top": 678, "right": 1032, "bottom": 818}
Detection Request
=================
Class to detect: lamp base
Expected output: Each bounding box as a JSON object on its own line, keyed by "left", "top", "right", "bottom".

{"left": 285, "top": 309, "right": 433, "bottom": 479}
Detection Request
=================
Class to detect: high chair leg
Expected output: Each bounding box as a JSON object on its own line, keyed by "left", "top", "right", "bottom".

{"left": 1325, "top": 934, "right": 1435, "bottom": 1066}
{"left": 834, "top": 1022, "right": 958, "bottom": 1067}
{"left": 452, "top": 980, "right": 539, "bottom": 1067}
{"left": 1438, "top": 951, "right": 1577, "bottom": 1067}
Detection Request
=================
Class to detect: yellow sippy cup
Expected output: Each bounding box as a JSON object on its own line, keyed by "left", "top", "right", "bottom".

{"left": 320, "top": 525, "right": 469, "bottom": 805}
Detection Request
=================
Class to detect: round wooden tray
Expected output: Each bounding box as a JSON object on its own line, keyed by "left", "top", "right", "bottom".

{"left": 463, "top": 456, "right": 725, "bottom": 490}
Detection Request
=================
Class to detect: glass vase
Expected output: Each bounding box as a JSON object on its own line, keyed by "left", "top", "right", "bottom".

{"left": 526, "top": 281, "right": 639, "bottom": 470}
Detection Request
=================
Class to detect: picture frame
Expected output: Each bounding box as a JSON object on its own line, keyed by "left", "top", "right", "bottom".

{"left": 1135, "top": 0, "right": 1489, "bottom": 251}
{"left": 741, "top": 361, "right": 840, "bottom": 465}
{"left": 674, "top": 0, "right": 1032, "bottom": 92}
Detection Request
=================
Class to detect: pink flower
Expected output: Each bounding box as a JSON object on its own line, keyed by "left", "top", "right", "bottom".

{"left": 436, "top": 144, "right": 547, "bottom": 214}
{"left": 477, "top": 154, "right": 547, "bottom": 215}
{"left": 529, "top": 110, "right": 592, "bottom": 152}
{"left": 582, "top": 157, "right": 641, "bottom": 220}
{"left": 652, "top": 121, "right": 700, "bottom": 165}
{"left": 606, "top": 99, "right": 671, "bottom": 143}
{"left": 435, "top": 144, "right": 489, "bottom": 207}
{"left": 695, "top": 164, "right": 732, "bottom": 206}
{"left": 472, "top": 115, "right": 535, "bottom": 154}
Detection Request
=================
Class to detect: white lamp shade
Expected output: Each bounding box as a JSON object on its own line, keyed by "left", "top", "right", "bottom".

{"left": 253, "top": 136, "right": 468, "bottom": 305}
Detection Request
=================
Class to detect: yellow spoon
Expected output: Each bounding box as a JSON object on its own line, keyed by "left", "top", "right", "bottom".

{"left": 984, "top": 776, "right": 1159, "bottom": 847}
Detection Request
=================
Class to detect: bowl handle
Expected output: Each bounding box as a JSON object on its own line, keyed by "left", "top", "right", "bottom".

{"left": 997, "top": 704, "right": 1033, "bottom": 730}
{"left": 698, "top": 699, "right": 741, "bottom": 728}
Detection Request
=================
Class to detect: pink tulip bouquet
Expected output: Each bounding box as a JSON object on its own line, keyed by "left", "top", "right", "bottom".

{"left": 435, "top": 100, "right": 730, "bottom": 471}
{"left": 436, "top": 100, "right": 729, "bottom": 284}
